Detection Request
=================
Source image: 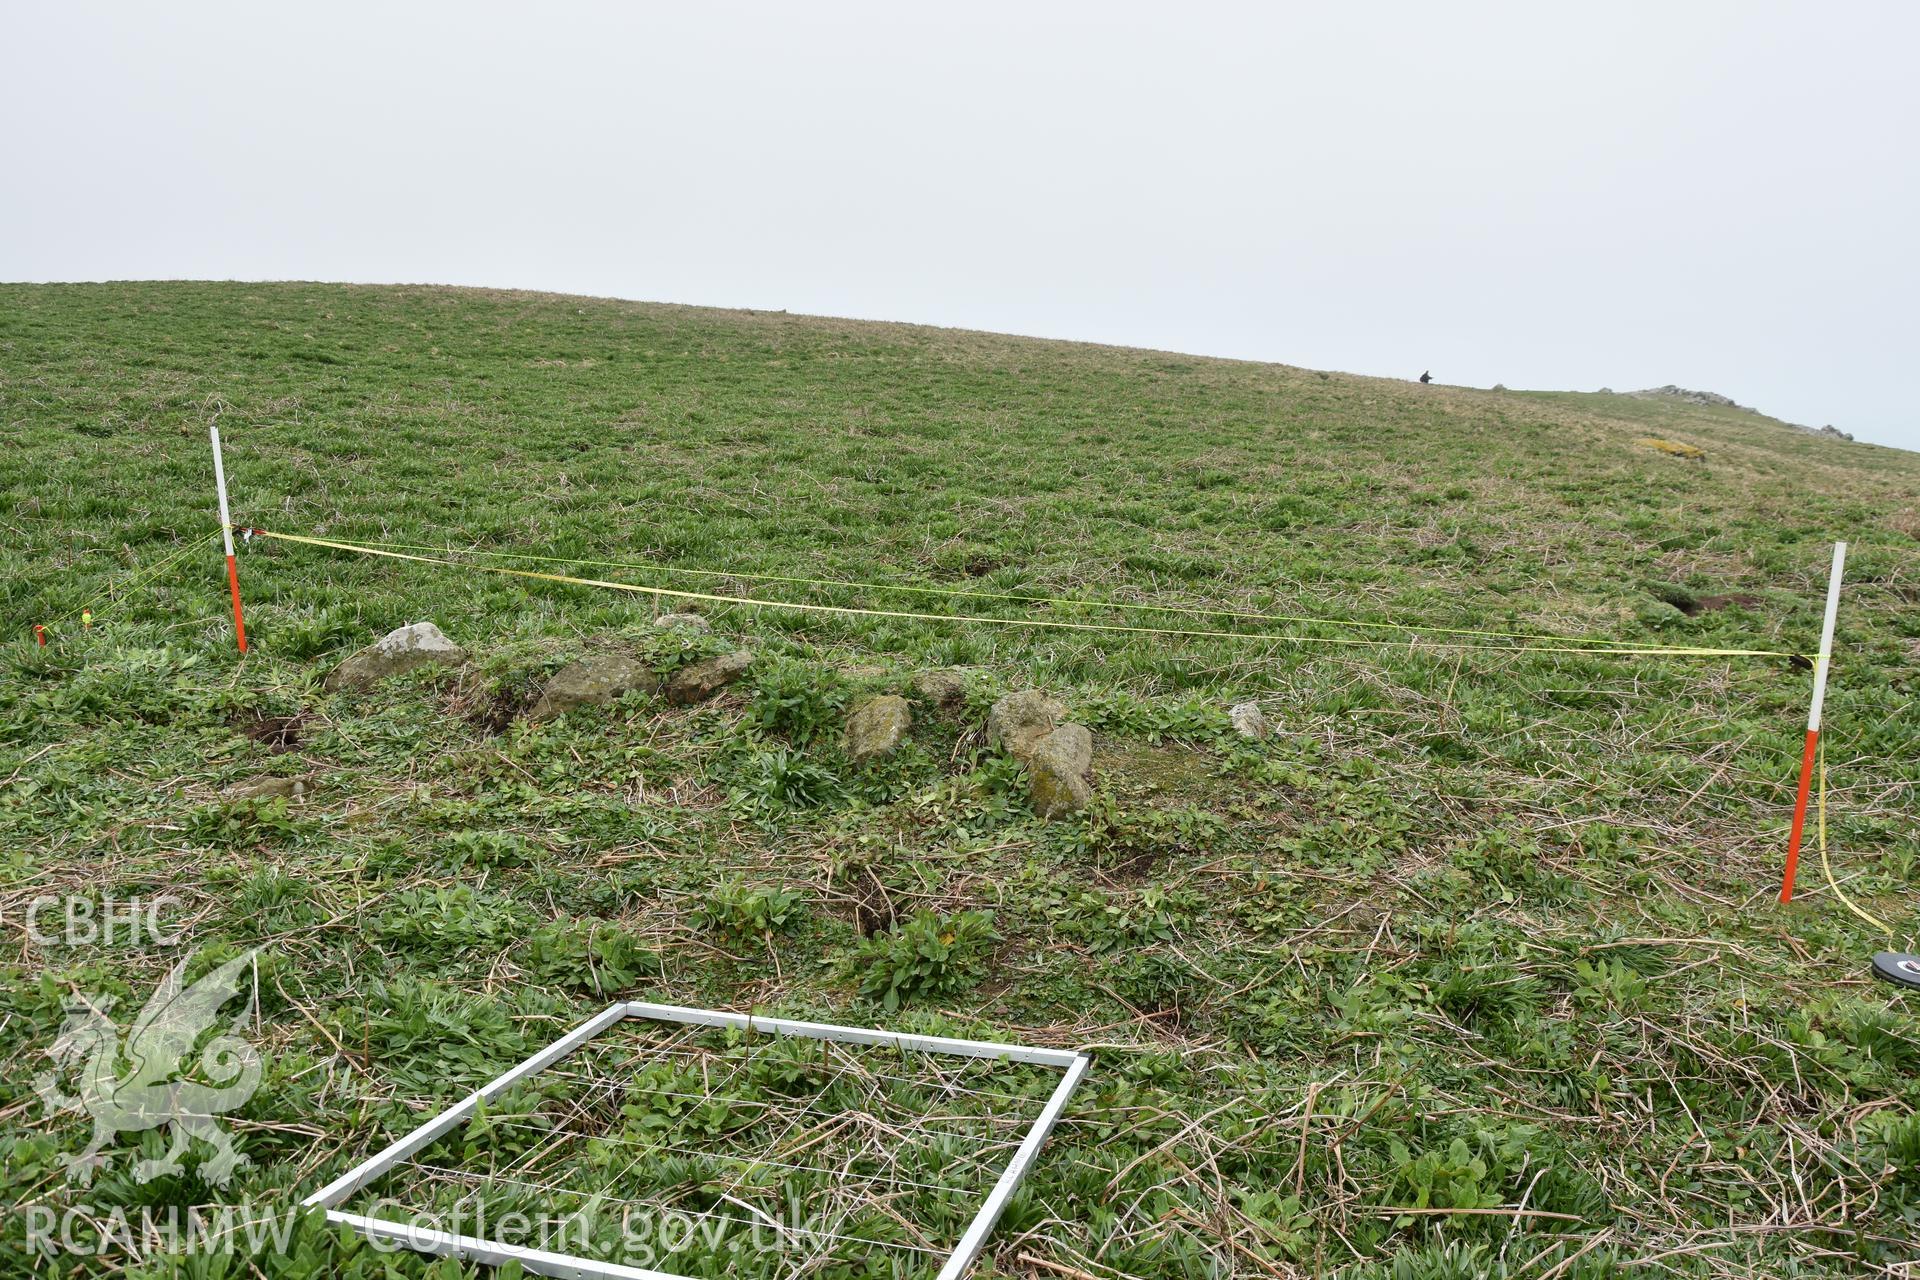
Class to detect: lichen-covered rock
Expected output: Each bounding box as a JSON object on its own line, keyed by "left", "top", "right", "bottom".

{"left": 529, "top": 652, "right": 655, "bottom": 720}
{"left": 987, "top": 689, "right": 1065, "bottom": 760}
{"left": 224, "top": 773, "right": 320, "bottom": 802}
{"left": 326, "top": 622, "right": 468, "bottom": 691}
{"left": 845, "top": 695, "right": 912, "bottom": 764}
{"left": 912, "top": 668, "right": 973, "bottom": 710}
{"left": 1027, "top": 723, "right": 1093, "bottom": 818}
{"left": 654, "top": 612, "right": 710, "bottom": 633}
{"left": 665, "top": 651, "right": 753, "bottom": 706}
{"left": 1229, "top": 702, "right": 1269, "bottom": 740}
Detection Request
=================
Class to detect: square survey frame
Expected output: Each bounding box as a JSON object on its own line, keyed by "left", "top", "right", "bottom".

{"left": 302, "top": 1000, "right": 1093, "bottom": 1280}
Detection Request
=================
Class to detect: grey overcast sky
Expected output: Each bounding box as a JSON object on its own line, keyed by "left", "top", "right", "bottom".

{"left": 4, "top": 2, "right": 1916, "bottom": 450}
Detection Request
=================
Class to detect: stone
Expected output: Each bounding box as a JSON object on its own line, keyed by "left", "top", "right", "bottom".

{"left": 1027, "top": 723, "right": 1093, "bottom": 818}
{"left": 912, "top": 668, "right": 973, "bottom": 710}
{"left": 325, "top": 621, "right": 467, "bottom": 691}
{"left": 987, "top": 689, "right": 1065, "bottom": 760}
{"left": 1229, "top": 702, "right": 1269, "bottom": 740}
{"left": 224, "top": 773, "right": 320, "bottom": 802}
{"left": 529, "top": 652, "right": 655, "bottom": 720}
{"left": 845, "top": 695, "right": 912, "bottom": 764}
{"left": 665, "top": 651, "right": 753, "bottom": 706}
{"left": 1037, "top": 722, "right": 1092, "bottom": 775}
{"left": 654, "top": 612, "right": 710, "bottom": 633}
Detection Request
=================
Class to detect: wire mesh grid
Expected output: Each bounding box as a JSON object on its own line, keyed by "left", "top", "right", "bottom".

{"left": 329, "top": 1010, "right": 1081, "bottom": 1279}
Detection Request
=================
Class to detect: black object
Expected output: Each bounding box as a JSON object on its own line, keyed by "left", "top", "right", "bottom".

{"left": 1419, "top": 370, "right": 1432, "bottom": 384}
{"left": 1871, "top": 952, "right": 1920, "bottom": 992}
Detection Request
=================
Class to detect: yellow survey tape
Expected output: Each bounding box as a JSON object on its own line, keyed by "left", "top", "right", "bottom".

{"left": 248, "top": 528, "right": 1803, "bottom": 660}
{"left": 307, "top": 533, "right": 1800, "bottom": 657}
{"left": 43, "top": 531, "right": 223, "bottom": 633}
{"left": 1817, "top": 738, "right": 1891, "bottom": 936}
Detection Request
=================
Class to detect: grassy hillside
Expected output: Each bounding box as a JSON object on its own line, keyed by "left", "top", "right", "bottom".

{"left": 3, "top": 281, "right": 1919, "bottom": 1278}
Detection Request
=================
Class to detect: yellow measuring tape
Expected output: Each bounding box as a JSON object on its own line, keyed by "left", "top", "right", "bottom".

{"left": 247, "top": 527, "right": 1803, "bottom": 660}
{"left": 1816, "top": 737, "right": 1891, "bottom": 936}
{"left": 41, "top": 531, "right": 223, "bottom": 635}
{"left": 306, "top": 532, "right": 1804, "bottom": 657}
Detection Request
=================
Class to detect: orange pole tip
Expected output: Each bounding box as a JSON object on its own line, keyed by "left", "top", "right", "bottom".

{"left": 226, "top": 553, "right": 248, "bottom": 654}
{"left": 1779, "top": 728, "right": 1819, "bottom": 903}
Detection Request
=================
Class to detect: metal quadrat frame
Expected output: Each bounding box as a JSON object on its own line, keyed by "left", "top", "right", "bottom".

{"left": 303, "top": 1001, "right": 1092, "bottom": 1280}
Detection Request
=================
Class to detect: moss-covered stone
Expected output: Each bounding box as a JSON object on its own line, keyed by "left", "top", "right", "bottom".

{"left": 845, "top": 694, "right": 912, "bottom": 764}
{"left": 528, "top": 652, "right": 654, "bottom": 720}
{"left": 665, "top": 650, "right": 753, "bottom": 706}
{"left": 987, "top": 689, "right": 1064, "bottom": 760}
{"left": 1027, "top": 723, "right": 1093, "bottom": 818}
{"left": 911, "top": 668, "right": 974, "bottom": 710}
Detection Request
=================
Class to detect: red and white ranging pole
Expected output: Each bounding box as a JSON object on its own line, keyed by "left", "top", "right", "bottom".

{"left": 210, "top": 424, "right": 248, "bottom": 654}
{"left": 1779, "top": 540, "right": 1845, "bottom": 903}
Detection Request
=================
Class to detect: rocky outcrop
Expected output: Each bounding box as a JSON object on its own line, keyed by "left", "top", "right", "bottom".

{"left": 1629, "top": 387, "right": 1853, "bottom": 440}
{"left": 654, "top": 612, "right": 710, "bottom": 633}
{"left": 845, "top": 695, "right": 911, "bottom": 764}
{"left": 326, "top": 622, "right": 467, "bottom": 691}
{"left": 665, "top": 651, "right": 753, "bottom": 706}
{"left": 1630, "top": 386, "right": 1755, "bottom": 412}
{"left": 529, "top": 652, "right": 655, "bottom": 720}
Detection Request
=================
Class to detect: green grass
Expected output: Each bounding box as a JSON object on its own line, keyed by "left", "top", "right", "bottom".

{"left": 3, "top": 281, "right": 1919, "bottom": 1277}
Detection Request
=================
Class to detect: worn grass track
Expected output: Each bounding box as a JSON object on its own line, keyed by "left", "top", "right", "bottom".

{"left": 3, "top": 281, "right": 1919, "bottom": 1278}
